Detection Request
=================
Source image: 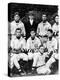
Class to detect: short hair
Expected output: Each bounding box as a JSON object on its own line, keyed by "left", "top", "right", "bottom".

{"left": 48, "top": 29, "right": 53, "bottom": 33}
{"left": 42, "top": 12, "right": 47, "bottom": 16}
{"left": 30, "top": 28, "right": 35, "bottom": 33}
{"left": 14, "top": 12, "right": 19, "bottom": 16}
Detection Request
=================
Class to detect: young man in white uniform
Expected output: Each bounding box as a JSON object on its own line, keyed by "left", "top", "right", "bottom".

{"left": 45, "top": 29, "right": 58, "bottom": 68}
{"left": 36, "top": 29, "right": 58, "bottom": 74}
{"left": 52, "top": 15, "right": 59, "bottom": 51}
{"left": 52, "top": 15, "right": 59, "bottom": 37}
{"left": 36, "top": 45, "right": 51, "bottom": 74}
{"left": 9, "top": 28, "right": 28, "bottom": 75}
{"left": 37, "top": 13, "right": 51, "bottom": 39}
{"left": 10, "top": 12, "right": 26, "bottom": 36}
{"left": 27, "top": 28, "right": 41, "bottom": 71}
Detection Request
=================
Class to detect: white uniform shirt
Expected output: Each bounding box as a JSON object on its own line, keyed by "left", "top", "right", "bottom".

{"left": 10, "top": 20, "right": 26, "bottom": 36}
{"left": 37, "top": 52, "right": 48, "bottom": 67}
{"left": 37, "top": 21, "right": 51, "bottom": 36}
{"left": 52, "top": 23, "right": 59, "bottom": 33}
{"left": 46, "top": 37, "right": 57, "bottom": 52}
{"left": 11, "top": 36, "right": 26, "bottom": 50}
{"left": 27, "top": 36, "right": 41, "bottom": 50}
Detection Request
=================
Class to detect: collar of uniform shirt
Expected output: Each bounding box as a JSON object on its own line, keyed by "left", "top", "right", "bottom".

{"left": 42, "top": 21, "right": 48, "bottom": 26}
{"left": 31, "top": 36, "right": 37, "bottom": 41}
{"left": 16, "top": 36, "right": 23, "bottom": 41}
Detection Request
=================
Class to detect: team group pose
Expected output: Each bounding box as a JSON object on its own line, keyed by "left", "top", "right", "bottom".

{"left": 8, "top": 11, "right": 59, "bottom": 76}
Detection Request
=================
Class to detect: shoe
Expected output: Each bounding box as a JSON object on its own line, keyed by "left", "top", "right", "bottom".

{"left": 10, "top": 73, "right": 13, "bottom": 77}
{"left": 18, "top": 69, "right": 21, "bottom": 72}
{"left": 20, "top": 71, "right": 26, "bottom": 76}
{"left": 32, "top": 68, "right": 35, "bottom": 74}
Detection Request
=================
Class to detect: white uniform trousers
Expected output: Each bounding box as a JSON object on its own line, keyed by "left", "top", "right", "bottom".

{"left": 28, "top": 52, "right": 40, "bottom": 67}
{"left": 10, "top": 53, "right": 28, "bottom": 69}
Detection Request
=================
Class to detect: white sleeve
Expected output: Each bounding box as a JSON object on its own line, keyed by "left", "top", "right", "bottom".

{"left": 52, "top": 25, "right": 55, "bottom": 32}
{"left": 10, "top": 22, "right": 15, "bottom": 35}
{"left": 26, "top": 39, "right": 30, "bottom": 50}
{"left": 37, "top": 24, "right": 40, "bottom": 35}
{"left": 48, "top": 23, "right": 51, "bottom": 29}
{"left": 10, "top": 39, "right": 14, "bottom": 49}
{"left": 22, "top": 39, "right": 26, "bottom": 49}
{"left": 38, "top": 39, "right": 41, "bottom": 47}
{"left": 21, "top": 24, "right": 26, "bottom": 36}
{"left": 53, "top": 39, "right": 57, "bottom": 50}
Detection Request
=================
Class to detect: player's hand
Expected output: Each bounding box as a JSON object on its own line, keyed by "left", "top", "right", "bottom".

{"left": 11, "top": 49, "right": 17, "bottom": 53}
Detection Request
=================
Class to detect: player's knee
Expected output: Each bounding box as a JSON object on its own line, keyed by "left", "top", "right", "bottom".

{"left": 36, "top": 68, "right": 42, "bottom": 74}
{"left": 54, "top": 54, "right": 58, "bottom": 60}
{"left": 34, "top": 53, "right": 39, "bottom": 59}
{"left": 28, "top": 53, "right": 33, "bottom": 60}
{"left": 23, "top": 55, "right": 28, "bottom": 61}
{"left": 28, "top": 56, "right": 32, "bottom": 60}
{"left": 28, "top": 55, "right": 33, "bottom": 60}
{"left": 51, "top": 57, "right": 55, "bottom": 63}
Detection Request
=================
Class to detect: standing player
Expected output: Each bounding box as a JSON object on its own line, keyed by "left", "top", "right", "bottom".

{"left": 52, "top": 15, "right": 59, "bottom": 37}
{"left": 10, "top": 12, "right": 26, "bottom": 37}
{"left": 52, "top": 15, "right": 59, "bottom": 52}
{"left": 9, "top": 28, "right": 28, "bottom": 76}
{"left": 37, "top": 13, "right": 51, "bottom": 40}
{"left": 26, "top": 28, "right": 41, "bottom": 72}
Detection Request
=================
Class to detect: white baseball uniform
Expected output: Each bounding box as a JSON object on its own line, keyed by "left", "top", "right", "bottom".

{"left": 45, "top": 37, "right": 58, "bottom": 68}
{"left": 10, "top": 20, "right": 26, "bottom": 36}
{"left": 37, "top": 21, "right": 51, "bottom": 36}
{"left": 36, "top": 37, "right": 58, "bottom": 74}
{"left": 52, "top": 23, "right": 59, "bottom": 33}
{"left": 27, "top": 36, "right": 41, "bottom": 67}
{"left": 46, "top": 37, "right": 57, "bottom": 53}
{"left": 52, "top": 23, "right": 59, "bottom": 50}
{"left": 36, "top": 52, "right": 51, "bottom": 74}
{"left": 10, "top": 36, "right": 28, "bottom": 69}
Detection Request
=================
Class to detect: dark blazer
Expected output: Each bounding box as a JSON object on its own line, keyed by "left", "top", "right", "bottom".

{"left": 24, "top": 20, "right": 38, "bottom": 40}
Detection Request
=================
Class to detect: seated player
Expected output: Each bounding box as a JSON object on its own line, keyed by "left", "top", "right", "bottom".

{"left": 46, "top": 29, "right": 58, "bottom": 59}
{"left": 36, "top": 29, "right": 58, "bottom": 74}
{"left": 44, "top": 29, "right": 58, "bottom": 74}
{"left": 36, "top": 45, "right": 51, "bottom": 75}
{"left": 26, "top": 28, "right": 41, "bottom": 72}
{"left": 9, "top": 28, "right": 28, "bottom": 76}
{"left": 42, "top": 35, "right": 49, "bottom": 62}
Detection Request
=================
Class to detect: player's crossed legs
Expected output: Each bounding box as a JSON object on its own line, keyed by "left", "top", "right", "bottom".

{"left": 9, "top": 53, "right": 28, "bottom": 75}
{"left": 9, "top": 52, "right": 40, "bottom": 74}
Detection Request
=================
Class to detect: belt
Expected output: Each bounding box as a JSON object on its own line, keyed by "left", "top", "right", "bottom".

{"left": 36, "top": 64, "right": 45, "bottom": 69}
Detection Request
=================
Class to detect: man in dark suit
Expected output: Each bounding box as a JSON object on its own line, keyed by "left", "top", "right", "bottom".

{"left": 24, "top": 11, "right": 38, "bottom": 40}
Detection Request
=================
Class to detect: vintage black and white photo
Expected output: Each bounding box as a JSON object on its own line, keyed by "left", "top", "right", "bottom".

{"left": 8, "top": 3, "right": 59, "bottom": 77}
